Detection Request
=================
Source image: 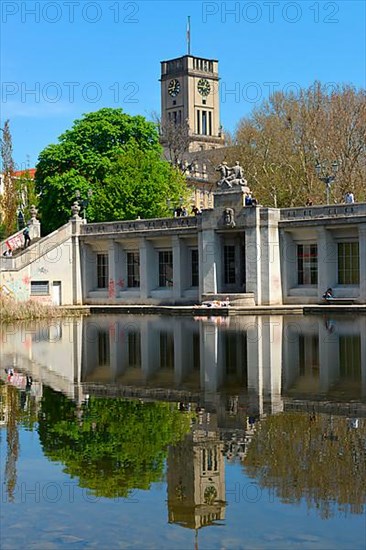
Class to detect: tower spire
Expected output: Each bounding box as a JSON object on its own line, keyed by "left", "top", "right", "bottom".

{"left": 187, "top": 16, "right": 191, "bottom": 55}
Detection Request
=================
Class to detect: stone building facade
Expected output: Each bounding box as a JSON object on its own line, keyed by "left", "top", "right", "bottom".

{"left": 1, "top": 188, "right": 365, "bottom": 306}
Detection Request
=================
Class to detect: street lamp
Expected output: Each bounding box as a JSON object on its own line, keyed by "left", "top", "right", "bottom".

{"left": 75, "top": 189, "right": 93, "bottom": 220}
{"left": 315, "top": 161, "right": 339, "bottom": 205}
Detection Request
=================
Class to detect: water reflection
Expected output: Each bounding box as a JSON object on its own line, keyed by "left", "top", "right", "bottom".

{"left": 1, "top": 313, "right": 365, "bottom": 528}
{"left": 37, "top": 388, "right": 192, "bottom": 498}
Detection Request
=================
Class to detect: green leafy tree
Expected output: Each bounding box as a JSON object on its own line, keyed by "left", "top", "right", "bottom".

{"left": 92, "top": 145, "right": 189, "bottom": 222}
{"left": 38, "top": 388, "right": 193, "bottom": 498}
{"left": 35, "top": 108, "right": 188, "bottom": 234}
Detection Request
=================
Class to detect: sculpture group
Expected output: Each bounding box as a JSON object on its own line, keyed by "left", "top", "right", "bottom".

{"left": 216, "top": 161, "right": 248, "bottom": 189}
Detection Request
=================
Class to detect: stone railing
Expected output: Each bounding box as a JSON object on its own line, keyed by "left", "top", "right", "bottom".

{"left": 81, "top": 216, "right": 198, "bottom": 235}
{"left": 280, "top": 202, "right": 366, "bottom": 222}
{"left": 1, "top": 222, "right": 72, "bottom": 272}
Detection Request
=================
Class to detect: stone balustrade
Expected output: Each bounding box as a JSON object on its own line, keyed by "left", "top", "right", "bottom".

{"left": 81, "top": 215, "right": 199, "bottom": 235}
{"left": 280, "top": 202, "right": 366, "bottom": 222}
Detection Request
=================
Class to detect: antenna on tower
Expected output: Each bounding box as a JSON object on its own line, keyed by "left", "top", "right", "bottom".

{"left": 187, "top": 16, "right": 191, "bottom": 55}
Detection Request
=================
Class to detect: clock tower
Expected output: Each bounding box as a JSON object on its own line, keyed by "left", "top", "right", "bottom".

{"left": 160, "top": 55, "right": 225, "bottom": 153}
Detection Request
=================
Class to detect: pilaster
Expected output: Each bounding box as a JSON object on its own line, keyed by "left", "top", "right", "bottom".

{"left": 245, "top": 208, "right": 262, "bottom": 305}
{"left": 259, "top": 209, "right": 282, "bottom": 305}
{"left": 71, "top": 216, "right": 84, "bottom": 305}
{"left": 108, "top": 241, "right": 125, "bottom": 297}
{"left": 200, "top": 229, "right": 220, "bottom": 296}
{"left": 139, "top": 238, "right": 156, "bottom": 299}
{"left": 172, "top": 236, "right": 183, "bottom": 300}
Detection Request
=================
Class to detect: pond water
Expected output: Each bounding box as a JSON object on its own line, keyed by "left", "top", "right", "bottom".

{"left": 1, "top": 313, "right": 365, "bottom": 549}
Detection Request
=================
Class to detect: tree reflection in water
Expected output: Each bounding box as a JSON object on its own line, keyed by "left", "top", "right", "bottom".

{"left": 243, "top": 412, "right": 366, "bottom": 518}
{"left": 37, "top": 388, "right": 193, "bottom": 498}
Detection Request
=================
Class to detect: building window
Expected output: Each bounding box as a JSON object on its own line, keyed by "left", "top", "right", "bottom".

{"left": 30, "top": 281, "right": 49, "bottom": 295}
{"left": 208, "top": 111, "right": 212, "bottom": 135}
{"left": 191, "top": 249, "right": 199, "bottom": 287}
{"left": 202, "top": 111, "right": 207, "bottom": 135}
{"left": 97, "top": 253, "right": 108, "bottom": 289}
{"left": 339, "top": 335, "right": 361, "bottom": 379}
{"left": 160, "top": 332, "right": 174, "bottom": 368}
{"left": 127, "top": 252, "right": 140, "bottom": 288}
{"left": 159, "top": 251, "right": 173, "bottom": 287}
{"left": 299, "top": 335, "right": 319, "bottom": 376}
{"left": 297, "top": 244, "right": 317, "bottom": 285}
{"left": 98, "top": 331, "right": 110, "bottom": 366}
{"left": 197, "top": 110, "right": 200, "bottom": 134}
{"left": 224, "top": 245, "right": 236, "bottom": 284}
{"left": 338, "top": 242, "right": 359, "bottom": 284}
{"left": 128, "top": 331, "right": 141, "bottom": 367}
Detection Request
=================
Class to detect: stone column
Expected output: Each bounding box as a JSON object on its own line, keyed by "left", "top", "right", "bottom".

{"left": 139, "top": 238, "right": 156, "bottom": 300}
{"left": 108, "top": 241, "right": 125, "bottom": 298}
{"left": 70, "top": 213, "right": 84, "bottom": 305}
{"left": 259, "top": 209, "right": 282, "bottom": 305}
{"left": 199, "top": 229, "right": 220, "bottom": 296}
{"left": 81, "top": 243, "right": 95, "bottom": 297}
{"left": 358, "top": 224, "right": 366, "bottom": 302}
{"left": 316, "top": 227, "right": 337, "bottom": 299}
{"left": 118, "top": 247, "right": 128, "bottom": 292}
{"left": 245, "top": 208, "right": 261, "bottom": 305}
{"left": 172, "top": 236, "right": 184, "bottom": 301}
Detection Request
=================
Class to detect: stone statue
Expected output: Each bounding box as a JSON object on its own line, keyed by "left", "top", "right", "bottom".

{"left": 216, "top": 161, "right": 247, "bottom": 189}
{"left": 216, "top": 162, "right": 232, "bottom": 188}
{"left": 223, "top": 208, "right": 235, "bottom": 228}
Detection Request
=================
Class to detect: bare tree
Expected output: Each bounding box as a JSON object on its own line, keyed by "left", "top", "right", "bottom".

{"left": 234, "top": 83, "right": 366, "bottom": 207}
{"left": 152, "top": 111, "right": 191, "bottom": 168}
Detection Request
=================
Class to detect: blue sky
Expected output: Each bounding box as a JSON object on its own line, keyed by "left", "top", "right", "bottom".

{"left": 1, "top": 0, "right": 365, "bottom": 169}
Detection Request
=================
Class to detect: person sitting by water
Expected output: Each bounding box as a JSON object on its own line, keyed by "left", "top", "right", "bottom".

{"left": 322, "top": 288, "right": 334, "bottom": 300}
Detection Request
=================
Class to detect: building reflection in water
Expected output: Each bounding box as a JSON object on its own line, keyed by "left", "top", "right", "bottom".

{"left": 0, "top": 313, "right": 365, "bottom": 522}
{"left": 81, "top": 314, "right": 366, "bottom": 408}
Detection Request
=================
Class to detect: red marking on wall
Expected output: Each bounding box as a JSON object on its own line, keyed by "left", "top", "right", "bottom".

{"left": 108, "top": 278, "right": 115, "bottom": 298}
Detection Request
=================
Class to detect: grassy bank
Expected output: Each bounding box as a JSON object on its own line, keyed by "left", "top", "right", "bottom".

{"left": 0, "top": 296, "right": 74, "bottom": 322}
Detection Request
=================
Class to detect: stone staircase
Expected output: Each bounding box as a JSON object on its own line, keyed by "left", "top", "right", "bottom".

{"left": 0, "top": 222, "right": 73, "bottom": 272}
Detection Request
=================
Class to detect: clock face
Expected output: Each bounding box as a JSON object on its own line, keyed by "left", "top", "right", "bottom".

{"left": 197, "top": 78, "right": 211, "bottom": 97}
{"left": 168, "top": 79, "right": 180, "bottom": 97}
